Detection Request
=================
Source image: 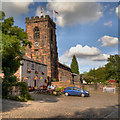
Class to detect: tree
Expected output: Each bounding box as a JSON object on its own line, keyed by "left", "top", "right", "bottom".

{"left": 1, "top": 11, "right": 31, "bottom": 80}
{"left": 0, "top": 11, "right": 5, "bottom": 20}
{"left": 83, "top": 75, "right": 94, "bottom": 84}
{"left": 70, "top": 55, "right": 79, "bottom": 74}
{"left": 95, "top": 67, "right": 107, "bottom": 83}
{"left": 1, "top": 11, "right": 32, "bottom": 98}
{"left": 105, "top": 54, "right": 120, "bottom": 82}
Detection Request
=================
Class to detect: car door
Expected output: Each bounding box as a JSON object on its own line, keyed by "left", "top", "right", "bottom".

{"left": 73, "top": 87, "right": 82, "bottom": 95}
{"left": 72, "top": 87, "right": 79, "bottom": 95}
{"left": 67, "top": 87, "right": 74, "bottom": 95}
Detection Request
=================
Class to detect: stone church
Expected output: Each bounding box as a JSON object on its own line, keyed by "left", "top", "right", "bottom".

{"left": 15, "top": 14, "right": 74, "bottom": 87}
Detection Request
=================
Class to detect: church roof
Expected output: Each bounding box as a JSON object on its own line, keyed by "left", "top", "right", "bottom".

{"left": 58, "top": 62, "right": 71, "bottom": 72}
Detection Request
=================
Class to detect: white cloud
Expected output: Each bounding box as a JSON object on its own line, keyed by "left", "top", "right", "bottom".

{"left": 104, "top": 20, "right": 112, "bottom": 27}
{"left": 59, "top": 44, "right": 109, "bottom": 65}
{"left": 47, "top": 2, "right": 103, "bottom": 27}
{"left": 59, "top": 51, "right": 71, "bottom": 65}
{"left": 59, "top": 44, "right": 110, "bottom": 73}
{"left": 2, "top": 0, "right": 33, "bottom": 17}
{"left": 116, "top": 5, "right": 120, "bottom": 19}
{"left": 91, "top": 54, "right": 109, "bottom": 61}
{"left": 67, "top": 44, "right": 101, "bottom": 58}
{"left": 98, "top": 35, "right": 118, "bottom": 47}
{"left": 59, "top": 47, "right": 109, "bottom": 73}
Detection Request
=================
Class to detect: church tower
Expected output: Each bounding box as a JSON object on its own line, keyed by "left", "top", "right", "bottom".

{"left": 25, "top": 15, "right": 58, "bottom": 81}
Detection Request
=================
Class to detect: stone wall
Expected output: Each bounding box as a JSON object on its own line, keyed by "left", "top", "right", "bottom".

{"left": 8, "top": 86, "right": 21, "bottom": 98}
{"left": 58, "top": 62, "right": 72, "bottom": 82}
{"left": 25, "top": 15, "right": 58, "bottom": 81}
{"left": 14, "top": 56, "right": 47, "bottom": 88}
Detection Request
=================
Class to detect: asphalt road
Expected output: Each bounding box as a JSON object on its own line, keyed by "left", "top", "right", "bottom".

{"left": 2, "top": 91, "right": 119, "bottom": 118}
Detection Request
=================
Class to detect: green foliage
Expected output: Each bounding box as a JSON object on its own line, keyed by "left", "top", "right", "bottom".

{"left": 1, "top": 12, "right": 32, "bottom": 80}
{"left": 1, "top": 12, "right": 32, "bottom": 99}
{"left": 2, "top": 34, "right": 23, "bottom": 77}
{"left": 55, "top": 87, "right": 60, "bottom": 92}
{"left": 16, "top": 82, "right": 33, "bottom": 100}
{"left": 103, "top": 80, "right": 109, "bottom": 85}
{"left": 52, "top": 78, "right": 56, "bottom": 82}
{"left": 61, "top": 86, "right": 65, "bottom": 91}
{"left": 105, "top": 54, "right": 120, "bottom": 82}
{"left": 83, "top": 75, "right": 95, "bottom": 84}
{"left": 11, "top": 95, "right": 28, "bottom": 102}
{"left": 71, "top": 55, "right": 79, "bottom": 74}
{"left": 2, "top": 75, "right": 18, "bottom": 97}
{"left": 82, "top": 54, "right": 120, "bottom": 84}
{"left": 0, "top": 11, "right": 5, "bottom": 20}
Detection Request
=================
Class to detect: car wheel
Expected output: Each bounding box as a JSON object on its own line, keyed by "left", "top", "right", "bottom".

{"left": 65, "top": 92, "right": 69, "bottom": 96}
{"left": 81, "top": 93, "right": 85, "bottom": 97}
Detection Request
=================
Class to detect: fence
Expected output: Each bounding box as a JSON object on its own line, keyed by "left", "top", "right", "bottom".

{"left": 103, "top": 87, "right": 116, "bottom": 94}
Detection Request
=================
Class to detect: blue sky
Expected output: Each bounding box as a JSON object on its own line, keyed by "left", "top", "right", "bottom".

{"left": 2, "top": 1, "right": 119, "bottom": 73}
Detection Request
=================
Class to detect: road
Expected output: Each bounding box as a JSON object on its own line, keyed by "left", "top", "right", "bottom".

{"left": 2, "top": 91, "right": 118, "bottom": 118}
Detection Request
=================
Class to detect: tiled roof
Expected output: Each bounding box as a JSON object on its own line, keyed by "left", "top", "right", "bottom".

{"left": 23, "top": 56, "right": 47, "bottom": 66}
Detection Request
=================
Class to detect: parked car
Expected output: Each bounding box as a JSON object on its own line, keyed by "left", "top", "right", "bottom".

{"left": 64, "top": 87, "right": 89, "bottom": 97}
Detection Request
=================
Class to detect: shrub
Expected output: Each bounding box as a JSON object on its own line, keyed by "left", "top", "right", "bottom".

{"left": 8, "top": 76, "right": 18, "bottom": 85}
{"left": 11, "top": 95, "right": 28, "bottom": 102}
{"left": 16, "top": 82, "right": 33, "bottom": 100}
{"left": 61, "top": 86, "right": 64, "bottom": 91}
{"left": 52, "top": 78, "right": 56, "bottom": 82}
{"left": 103, "top": 81, "right": 109, "bottom": 85}
{"left": 2, "top": 75, "right": 18, "bottom": 97}
{"left": 55, "top": 87, "right": 60, "bottom": 92}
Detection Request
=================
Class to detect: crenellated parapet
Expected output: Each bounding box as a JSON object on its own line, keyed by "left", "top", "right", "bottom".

{"left": 25, "top": 15, "right": 56, "bottom": 28}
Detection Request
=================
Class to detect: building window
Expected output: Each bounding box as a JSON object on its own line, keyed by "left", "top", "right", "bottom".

{"left": 35, "top": 64, "right": 38, "bottom": 71}
{"left": 27, "top": 62, "right": 30, "bottom": 69}
{"left": 34, "top": 27, "right": 40, "bottom": 41}
{"left": 31, "top": 63, "right": 34, "bottom": 70}
{"left": 38, "top": 66, "right": 41, "bottom": 72}
{"left": 36, "top": 50, "right": 39, "bottom": 55}
{"left": 27, "top": 77, "right": 31, "bottom": 87}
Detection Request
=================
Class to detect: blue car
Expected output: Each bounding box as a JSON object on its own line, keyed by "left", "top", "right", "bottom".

{"left": 64, "top": 87, "right": 89, "bottom": 97}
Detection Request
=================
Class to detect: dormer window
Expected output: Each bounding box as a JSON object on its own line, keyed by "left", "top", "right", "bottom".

{"left": 34, "top": 27, "right": 40, "bottom": 41}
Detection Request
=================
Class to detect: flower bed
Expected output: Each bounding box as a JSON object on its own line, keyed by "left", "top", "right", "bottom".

{"left": 34, "top": 86, "right": 64, "bottom": 96}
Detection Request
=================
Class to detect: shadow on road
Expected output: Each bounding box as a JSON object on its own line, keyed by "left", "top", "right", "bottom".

{"left": 31, "top": 93, "right": 62, "bottom": 103}
{"left": 2, "top": 99, "right": 30, "bottom": 112}
{"left": 54, "top": 104, "right": 119, "bottom": 118}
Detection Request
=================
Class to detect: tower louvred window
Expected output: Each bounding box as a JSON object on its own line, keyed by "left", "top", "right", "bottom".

{"left": 34, "top": 27, "right": 40, "bottom": 41}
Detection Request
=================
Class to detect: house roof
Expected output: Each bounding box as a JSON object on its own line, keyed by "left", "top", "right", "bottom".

{"left": 23, "top": 56, "right": 47, "bottom": 66}
{"left": 58, "top": 62, "right": 71, "bottom": 71}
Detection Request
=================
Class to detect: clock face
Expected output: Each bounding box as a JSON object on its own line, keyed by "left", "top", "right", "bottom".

{"left": 34, "top": 42, "right": 39, "bottom": 47}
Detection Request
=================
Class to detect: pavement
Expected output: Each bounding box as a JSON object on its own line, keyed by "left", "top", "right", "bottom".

{"left": 2, "top": 91, "right": 119, "bottom": 118}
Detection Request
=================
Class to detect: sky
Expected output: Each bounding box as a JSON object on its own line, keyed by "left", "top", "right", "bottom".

{"left": 1, "top": 0, "right": 119, "bottom": 73}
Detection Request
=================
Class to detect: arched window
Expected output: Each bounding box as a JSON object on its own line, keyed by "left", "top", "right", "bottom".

{"left": 34, "top": 27, "right": 40, "bottom": 41}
